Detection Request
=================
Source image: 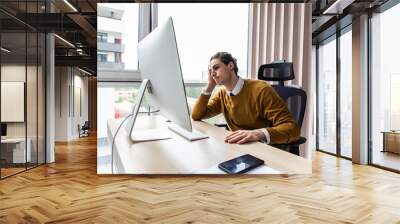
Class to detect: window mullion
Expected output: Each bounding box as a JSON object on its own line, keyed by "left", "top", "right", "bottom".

{"left": 138, "top": 3, "right": 153, "bottom": 42}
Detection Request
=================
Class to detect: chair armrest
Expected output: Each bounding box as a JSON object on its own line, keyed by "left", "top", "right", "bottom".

{"left": 272, "top": 136, "right": 307, "bottom": 147}
{"left": 214, "top": 123, "right": 229, "bottom": 131}
{"left": 270, "top": 137, "right": 306, "bottom": 156}
{"left": 291, "top": 136, "right": 307, "bottom": 145}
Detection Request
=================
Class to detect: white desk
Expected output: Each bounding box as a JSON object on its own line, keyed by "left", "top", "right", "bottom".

{"left": 1, "top": 138, "right": 31, "bottom": 163}
{"left": 107, "top": 115, "right": 311, "bottom": 174}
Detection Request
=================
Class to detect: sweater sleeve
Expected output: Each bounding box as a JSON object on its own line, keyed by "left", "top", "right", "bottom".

{"left": 191, "top": 91, "right": 222, "bottom": 121}
{"left": 260, "top": 87, "right": 300, "bottom": 144}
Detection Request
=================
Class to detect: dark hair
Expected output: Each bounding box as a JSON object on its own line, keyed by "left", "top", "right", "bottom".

{"left": 210, "top": 52, "right": 239, "bottom": 75}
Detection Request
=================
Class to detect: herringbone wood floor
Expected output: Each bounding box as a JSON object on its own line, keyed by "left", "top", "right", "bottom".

{"left": 1, "top": 134, "right": 400, "bottom": 223}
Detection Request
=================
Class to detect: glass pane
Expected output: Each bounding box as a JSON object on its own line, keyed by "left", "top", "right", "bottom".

{"left": 25, "top": 0, "right": 42, "bottom": 169}
{"left": 27, "top": 31, "right": 38, "bottom": 169}
{"left": 371, "top": 4, "right": 400, "bottom": 171}
{"left": 97, "top": 3, "right": 139, "bottom": 72}
{"left": 185, "top": 86, "right": 203, "bottom": 99}
{"left": 317, "top": 37, "right": 337, "bottom": 154}
{"left": 339, "top": 29, "right": 352, "bottom": 158}
{"left": 38, "top": 33, "right": 45, "bottom": 165}
{"left": 1, "top": 30, "right": 27, "bottom": 177}
{"left": 158, "top": 3, "right": 249, "bottom": 81}
{"left": 97, "top": 82, "right": 144, "bottom": 174}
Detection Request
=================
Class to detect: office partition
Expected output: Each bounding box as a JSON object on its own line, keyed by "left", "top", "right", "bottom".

{"left": 0, "top": 1, "right": 47, "bottom": 179}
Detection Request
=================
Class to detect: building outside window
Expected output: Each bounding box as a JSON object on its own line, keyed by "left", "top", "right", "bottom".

{"left": 97, "top": 52, "right": 107, "bottom": 62}
{"left": 97, "top": 4, "right": 132, "bottom": 71}
{"left": 97, "top": 4, "right": 138, "bottom": 71}
{"left": 115, "top": 52, "right": 121, "bottom": 63}
{"left": 97, "top": 32, "right": 108, "bottom": 43}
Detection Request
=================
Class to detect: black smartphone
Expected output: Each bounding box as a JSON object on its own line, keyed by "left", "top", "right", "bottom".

{"left": 218, "top": 154, "right": 264, "bottom": 174}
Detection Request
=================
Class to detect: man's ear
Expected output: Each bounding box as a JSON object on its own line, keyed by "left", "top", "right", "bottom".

{"left": 228, "top": 62, "right": 234, "bottom": 71}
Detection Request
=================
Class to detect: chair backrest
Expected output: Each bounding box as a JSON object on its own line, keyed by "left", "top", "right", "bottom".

{"left": 82, "top": 121, "right": 90, "bottom": 129}
{"left": 272, "top": 85, "right": 307, "bottom": 128}
{"left": 257, "top": 62, "right": 307, "bottom": 128}
{"left": 258, "top": 62, "right": 294, "bottom": 86}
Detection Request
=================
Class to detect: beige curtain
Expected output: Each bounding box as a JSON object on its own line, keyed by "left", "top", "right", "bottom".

{"left": 248, "top": 3, "right": 314, "bottom": 158}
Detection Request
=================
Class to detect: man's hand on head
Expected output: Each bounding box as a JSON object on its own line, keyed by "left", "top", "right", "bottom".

{"left": 224, "top": 129, "right": 265, "bottom": 144}
{"left": 205, "top": 68, "right": 217, "bottom": 92}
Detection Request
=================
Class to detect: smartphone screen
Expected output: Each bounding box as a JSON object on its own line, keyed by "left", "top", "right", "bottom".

{"left": 218, "top": 154, "right": 264, "bottom": 174}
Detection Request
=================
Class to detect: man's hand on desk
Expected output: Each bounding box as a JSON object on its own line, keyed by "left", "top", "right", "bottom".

{"left": 224, "top": 129, "right": 265, "bottom": 144}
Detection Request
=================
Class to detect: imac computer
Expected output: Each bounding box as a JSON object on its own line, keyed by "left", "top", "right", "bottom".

{"left": 125, "top": 17, "right": 208, "bottom": 142}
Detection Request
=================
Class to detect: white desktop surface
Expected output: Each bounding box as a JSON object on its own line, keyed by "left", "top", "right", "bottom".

{"left": 1, "top": 137, "right": 32, "bottom": 163}
{"left": 107, "top": 115, "right": 311, "bottom": 175}
{"left": 1, "top": 138, "right": 26, "bottom": 143}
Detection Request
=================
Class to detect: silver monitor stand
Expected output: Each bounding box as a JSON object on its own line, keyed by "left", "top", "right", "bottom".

{"left": 127, "top": 79, "right": 208, "bottom": 142}
{"left": 125, "top": 79, "right": 171, "bottom": 142}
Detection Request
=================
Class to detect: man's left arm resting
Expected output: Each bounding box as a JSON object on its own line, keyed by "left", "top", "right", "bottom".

{"left": 261, "top": 87, "right": 300, "bottom": 145}
{"left": 266, "top": 122, "right": 300, "bottom": 144}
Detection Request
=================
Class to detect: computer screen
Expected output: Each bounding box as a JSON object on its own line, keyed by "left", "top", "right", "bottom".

{"left": 1, "top": 123, "right": 7, "bottom": 137}
{"left": 137, "top": 17, "right": 192, "bottom": 132}
{"left": 131, "top": 17, "right": 207, "bottom": 141}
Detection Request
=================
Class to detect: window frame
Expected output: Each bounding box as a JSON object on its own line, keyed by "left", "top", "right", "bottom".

{"left": 315, "top": 24, "right": 353, "bottom": 161}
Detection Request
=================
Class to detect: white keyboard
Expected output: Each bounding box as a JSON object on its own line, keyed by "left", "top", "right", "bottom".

{"left": 130, "top": 128, "right": 172, "bottom": 142}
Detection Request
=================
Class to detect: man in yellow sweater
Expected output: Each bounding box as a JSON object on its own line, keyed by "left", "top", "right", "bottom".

{"left": 192, "top": 52, "right": 300, "bottom": 145}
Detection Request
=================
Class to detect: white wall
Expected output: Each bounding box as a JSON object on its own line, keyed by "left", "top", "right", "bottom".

{"left": 1, "top": 82, "right": 25, "bottom": 122}
{"left": 98, "top": 17, "right": 123, "bottom": 33}
{"left": 304, "top": 45, "right": 317, "bottom": 158}
{"left": 78, "top": 75, "right": 89, "bottom": 124}
{"left": 1, "top": 64, "right": 46, "bottom": 163}
{"left": 55, "top": 67, "right": 89, "bottom": 141}
{"left": 1, "top": 65, "right": 29, "bottom": 137}
{"left": 55, "top": 67, "right": 70, "bottom": 141}
{"left": 72, "top": 73, "right": 89, "bottom": 138}
{"left": 107, "top": 52, "right": 115, "bottom": 62}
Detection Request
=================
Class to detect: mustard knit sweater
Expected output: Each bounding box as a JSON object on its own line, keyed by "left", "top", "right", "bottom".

{"left": 191, "top": 79, "right": 300, "bottom": 144}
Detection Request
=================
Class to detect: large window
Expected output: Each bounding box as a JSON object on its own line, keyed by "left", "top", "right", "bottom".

{"left": 370, "top": 3, "right": 400, "bottom": 171}
{"left": 317, "top": 36, "right": 337, "bottom": 155}
{"left": 97, "top": 82, "right": 153, "bottom": 173}
{"left": 339, "top": 28, "right": 352, "bottom": 158}
{"left": 317, "top": 26, "right": 353, "bottom": 159}
{"left": 158, "top": 3, "right": 249, "bottom": 81}
{"left": 97, "top": 83, "right": 144, "bottom": 140}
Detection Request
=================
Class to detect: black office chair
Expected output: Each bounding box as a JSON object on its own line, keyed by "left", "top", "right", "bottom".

{"left": 258, "top": 62, "right": 307, "bottom": 156}
{"left": 78, "top": 121, "right": 90, "bottom": 138}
